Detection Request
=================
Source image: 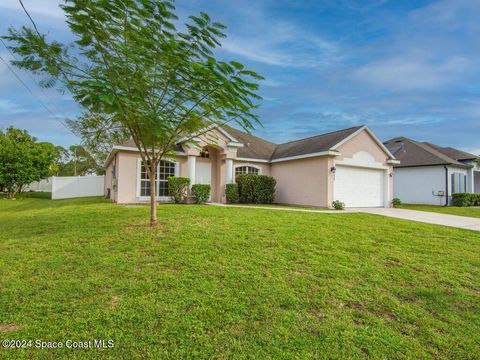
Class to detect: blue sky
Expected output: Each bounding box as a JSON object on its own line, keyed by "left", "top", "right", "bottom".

{"left": 0, "top": 0, "right": 479, "bottom": 154}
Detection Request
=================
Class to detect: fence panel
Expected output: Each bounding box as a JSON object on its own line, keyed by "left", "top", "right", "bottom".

{"left": 52, "top": 176, "right": 105, "bottom": 199}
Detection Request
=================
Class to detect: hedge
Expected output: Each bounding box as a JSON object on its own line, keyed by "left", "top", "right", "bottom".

{"left": 236, "top": 174, "right": 276, "bottom": 204}
{"left": 225, "top": 183, "right": 239, "bottom": 204}
{"left": 167, "top": 177, "right": 190, "bottom": 203}
{"left": 191, "top": 184, "right": 211, "bottom": 204}
{"left": 452, "top": 193, "right": 480, "bottom": 207}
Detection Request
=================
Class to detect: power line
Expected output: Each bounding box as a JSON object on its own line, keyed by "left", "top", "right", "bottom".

{"left": 18, "top": 0, "right": 41, "bottom": 36}
{"left": 0, "top": 53, "right": 71, "bottom": 132}
{"left": 0, "top": 38, "right": 71, "bottom": 122}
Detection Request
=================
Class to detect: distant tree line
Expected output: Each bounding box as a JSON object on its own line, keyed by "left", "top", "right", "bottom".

{"left": 0, "top": 127, "right": 103, "bottom": 198}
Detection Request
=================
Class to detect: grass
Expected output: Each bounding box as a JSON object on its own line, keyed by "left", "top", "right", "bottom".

{"left": 0, "top": 196, "right": 479, "bottom": 359}
{"left": 222, "top": 203, "right": 331, "bottom": 211}
{"left": 398, "top": 203, "right": 480, "bottom": 218}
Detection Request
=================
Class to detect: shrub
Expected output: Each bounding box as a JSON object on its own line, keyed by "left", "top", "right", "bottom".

{"left": 451, "top": 193, "right": 472, "bottom": 207}
{"left": 225, "top": 183, "right": 239, "bottom": 204}
{"left": 473, "top": 194, "right": 480, "bottom": 206}
{"left": 392, "top": 198, "right": 402, "bottom": 207}
{"left": 191, "top": 184, "right": 211, "bottom": 204}
{"left": 167, "top": 177, "right": 190, "bottom": 203}
{"left": 332, "top": 200, "right": 345, "bottom": 210}
{"left": 236, "top": 174, "right": 276, "bottom": 204}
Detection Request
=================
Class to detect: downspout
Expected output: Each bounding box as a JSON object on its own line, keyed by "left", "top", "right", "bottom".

{"left": 444, "top": 165, "right": 449, "bottom": 206}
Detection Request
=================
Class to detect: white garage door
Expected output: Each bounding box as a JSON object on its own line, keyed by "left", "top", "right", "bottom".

{"left": 334, "top": 165, "right": 385, "bottom": 207}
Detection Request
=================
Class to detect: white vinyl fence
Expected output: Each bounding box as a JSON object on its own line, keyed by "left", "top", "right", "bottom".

{"left": 52, "top": 176, "right": 105, "bottom": 200}
{"left": 25, "top": 177, "right": 53, "bottom": 192}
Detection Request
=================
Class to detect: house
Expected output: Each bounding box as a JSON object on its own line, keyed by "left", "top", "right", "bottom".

{"left": 384, "top": 137, "right": 480, "bottom": 205}
{"left": 104, "top": 125, "right": 398, "bottom": 208}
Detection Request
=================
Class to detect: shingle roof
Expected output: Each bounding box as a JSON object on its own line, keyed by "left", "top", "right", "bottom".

{"left": 270, "top": 126, "right": 363, "bottom": 160}
{"left": 384, "top": 137, "right": 474, "bottom": 168}
{"left": 221, "top": 125, "right": 277, "bottom": 160}
{"left": 423, "top": 143, "right": 478, "bottom": 161}
{"left": 116, "top": 125, "right": 371, "bottom": 162}
{"left": 221, "top": 125, "right": 365, "bottom": 161}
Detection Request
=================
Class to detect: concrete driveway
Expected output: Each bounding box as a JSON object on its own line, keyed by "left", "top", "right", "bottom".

{"left": 353, "top": 208, "right": 480, "bottom": 232}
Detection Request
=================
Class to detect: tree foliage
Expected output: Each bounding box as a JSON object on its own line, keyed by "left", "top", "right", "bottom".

{"left": 0, "top": 127, "right": 59, "bottom": 198}
{"left": 57, "top": 145, "right": 104, "bottom": 176}
{"left": 4, "top": 0, "right": 264, "bottom": 225}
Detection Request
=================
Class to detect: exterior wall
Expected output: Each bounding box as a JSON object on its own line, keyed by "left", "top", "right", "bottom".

{"left": 393, "top": 166, "right": 447, "bottom": 205}
{"left": 115, "top": 151, "right": 184, "bottom": 204}
{"left": 336, "top": 130, "right": 390, "bottom": 164}
{"left": 271, "top": 157, "right": 329, "bottom": 207}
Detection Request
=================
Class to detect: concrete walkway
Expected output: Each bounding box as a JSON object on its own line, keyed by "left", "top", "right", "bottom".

{"left": 351, "top": 207, "right": 480, "bottom": 232}
{"left": 209, "top": 203, "right": 342, "bottom": 213}
{"left": 211, "top": 203, "right": 480, "bottom": 231}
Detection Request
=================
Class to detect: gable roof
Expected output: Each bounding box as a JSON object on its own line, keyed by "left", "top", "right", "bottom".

{"left": 221, "top": 125, "right": 277, "bottom": 160}
{"left": 110, "top": 124, "right": 394, "bottom": 165}
{"left": 384, "top": 137, "right": 476, "bottom": 168}
{"left": 269, "top": 126, "right": 363, "bottom": 160}
{"left": 423, "top": 142, "right": 478, "bottom": 162}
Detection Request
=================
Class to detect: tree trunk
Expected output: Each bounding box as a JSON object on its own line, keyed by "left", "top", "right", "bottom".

{"left": 149, "top": 159, "right": 158, "bottom": 227}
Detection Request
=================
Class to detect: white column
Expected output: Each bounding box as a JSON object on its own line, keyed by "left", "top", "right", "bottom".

{"left": 188, "top": 155, "right": 196, "bottom": 186}
{"left": 225, "top": 159, "right": 234, "bottom": 184}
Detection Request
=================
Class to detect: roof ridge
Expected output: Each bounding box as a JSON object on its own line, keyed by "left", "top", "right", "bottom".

{"left": 410, "top": 139, "right": 460, "bottom": 164}
{"left": 277, "top": 125, "right": 364, "bottom": 146}
{"left": 221, "top": 125, "right": 278, "bottom": 146}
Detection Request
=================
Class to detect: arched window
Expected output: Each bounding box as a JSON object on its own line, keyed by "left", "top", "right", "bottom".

{"left": 235, "top": 166, "right": 260, "bottom": 176}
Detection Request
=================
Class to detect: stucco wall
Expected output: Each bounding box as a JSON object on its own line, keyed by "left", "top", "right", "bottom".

{"left": 271, "top": 157, "right": 329, "bottom": 207}
{"left": 115, "top": 151, "right": 185, "bottom": 204}
{"left": 336, "top": 130, "right": 389, "bottom": 163}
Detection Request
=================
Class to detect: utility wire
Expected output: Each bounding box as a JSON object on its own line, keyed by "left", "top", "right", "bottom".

{"left": 0, "top": 53, "right": 71, "bottom": 132}
{"left": 18, "top": 0, "right": 41, "bottom": 36}
{"left": 0, "top": 38, "right": 70, "bottom": 122}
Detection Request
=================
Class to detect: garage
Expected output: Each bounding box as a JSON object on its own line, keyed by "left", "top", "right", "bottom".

{"left": 333, "top": 165, "right": 385, "bottom": 207}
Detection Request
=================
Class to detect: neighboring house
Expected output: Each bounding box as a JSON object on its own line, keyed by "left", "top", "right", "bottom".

{"left": 104, "top": 125, "right": 398, "bottom": 208}
{"left": 384, "top": 137, "right": 480, "bottom": 205}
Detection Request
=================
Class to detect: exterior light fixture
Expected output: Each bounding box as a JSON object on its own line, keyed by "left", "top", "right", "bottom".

{"left": 330, "top": 166, "right": 336, "bottom": 173}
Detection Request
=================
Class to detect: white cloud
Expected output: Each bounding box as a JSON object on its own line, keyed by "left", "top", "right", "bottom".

{"left": 220, "top": 17, "right": 341, "bottom": 68}
{"left": 0, "top": 98, "right": 27, "bottom": 113}
{"left": 354, "top": 54, "right": 471, "bottom": 90}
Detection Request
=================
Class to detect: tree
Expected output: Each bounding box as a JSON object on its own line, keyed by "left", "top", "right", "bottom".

{"left": 57, "top": 145, "right": 104, "bottom": 176}
{"left": 4, "top": 0, "right": 263, "bottom": 226}
{"left": 0, "top": 127, "right": 59, "bottom": 199}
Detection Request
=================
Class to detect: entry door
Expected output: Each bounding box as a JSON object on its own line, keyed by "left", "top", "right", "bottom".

{"left": 195, "top": 162, "right": 211, "bottom": 201}
{"left": 195, "top": 162, "right": 211, "bottom": 185}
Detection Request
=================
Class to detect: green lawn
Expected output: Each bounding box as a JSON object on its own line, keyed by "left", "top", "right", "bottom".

{"left": 398, "top": 204, "right": 480, "bottom": 218}
{"left": 0, "top": 197, "right": 479, "bottom": 359}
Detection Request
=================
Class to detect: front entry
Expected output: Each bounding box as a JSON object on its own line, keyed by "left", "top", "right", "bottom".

{"left": 195, "top": 161, "right": 212, "bottom": 200}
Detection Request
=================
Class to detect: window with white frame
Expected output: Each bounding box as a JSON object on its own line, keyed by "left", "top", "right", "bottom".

{"left": 451, "top": 172, "right": 466, "bottom": 194}
{"left": 139, "top": 160, "right": 176, "bottom": 197}
{"left": 235, "top": 166, "right": 260, "bottom": 176}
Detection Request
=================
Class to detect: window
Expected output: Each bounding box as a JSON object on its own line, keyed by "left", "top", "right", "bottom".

{"left": 235, "top": 166, "right": 260, "bottom": 176}
{"left": 139, "top": 160, "right": 176, "bottom": 197}
{"left": 199, "top": 147, "right": 210, "bottom": 158}
{"left": 158, "top": 160, "right": 175, "bottom": 196}
{"left": 451, "top": 172, "right": 466, "bottom": 194}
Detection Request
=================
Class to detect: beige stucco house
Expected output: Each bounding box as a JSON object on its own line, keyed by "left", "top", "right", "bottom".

{"left": 104, "top": 125, "right": 399, "bottom": 208}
